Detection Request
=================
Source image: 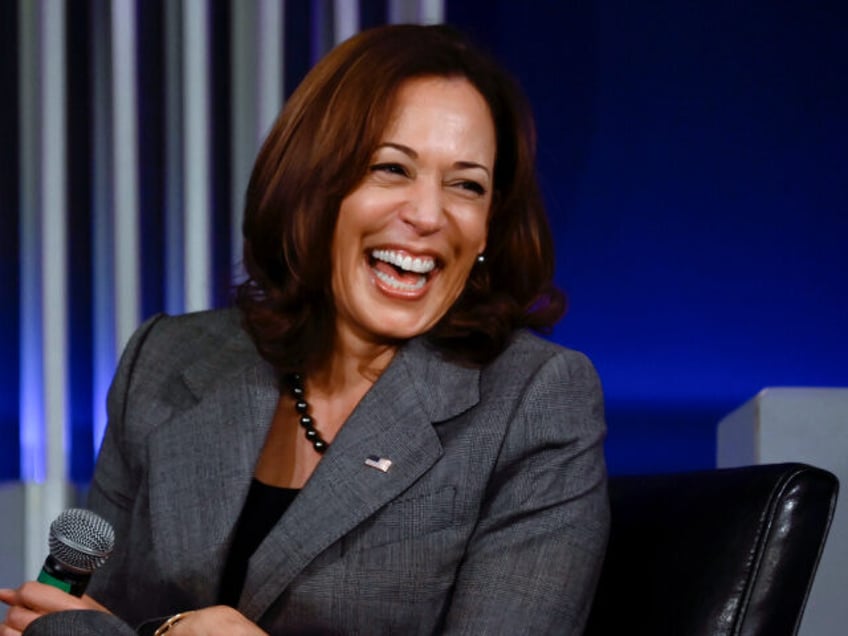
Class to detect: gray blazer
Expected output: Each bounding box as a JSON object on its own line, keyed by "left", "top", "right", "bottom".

{"left": 84, "top": 309, "right": 609, "bottom": 635}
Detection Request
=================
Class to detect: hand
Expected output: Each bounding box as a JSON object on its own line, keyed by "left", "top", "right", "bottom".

{"left": 158, "top": 606, "right": 267, "bottom": 635}
{"left": 0, "top": 583, "right": 107, "bottom": 636}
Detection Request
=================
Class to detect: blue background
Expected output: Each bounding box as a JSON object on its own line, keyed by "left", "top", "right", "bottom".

{"left": 448, "top": 1, "right": 847, "bottom": 474}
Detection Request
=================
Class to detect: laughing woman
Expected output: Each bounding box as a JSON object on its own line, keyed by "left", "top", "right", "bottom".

{"left": 2, "top": 24, "right": 609, "bottom": 636}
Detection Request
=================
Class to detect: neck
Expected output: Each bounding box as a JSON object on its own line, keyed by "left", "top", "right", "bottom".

{"left": 308, "top": 330, "right": 399, "bottom": 397}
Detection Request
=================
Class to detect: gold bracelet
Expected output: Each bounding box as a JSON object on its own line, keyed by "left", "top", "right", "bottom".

{"left": 153, "top": 611, "right": 194, "bottom": 636}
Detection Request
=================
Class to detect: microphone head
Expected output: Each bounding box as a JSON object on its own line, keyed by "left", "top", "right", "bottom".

{"left": 48, "top": 508, "right": 115, "bottom": 574}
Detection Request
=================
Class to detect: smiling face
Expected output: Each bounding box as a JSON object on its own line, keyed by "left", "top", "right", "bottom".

{"left": 331, "top": 76, "right": 496, "bottom": 350}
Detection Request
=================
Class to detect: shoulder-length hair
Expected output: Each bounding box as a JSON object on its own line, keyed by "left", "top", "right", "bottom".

{"left": 237, "top": 24, "right": 565, "bottom": 374}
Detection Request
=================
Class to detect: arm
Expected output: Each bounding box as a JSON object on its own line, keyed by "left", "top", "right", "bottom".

{"left": 0, "top": 585, "right": 111, "bottom": 636}
{"left": 84, "top": 314, "right": 165, "bottom": 609}
{"left": 85, "top": 315, "right": 266, "bottom": 635}
{"left": 22, "top": 610, "right": 135, "bottom": 636}
{"left": 442, "top": 351, "right": 610, "bottom": 635}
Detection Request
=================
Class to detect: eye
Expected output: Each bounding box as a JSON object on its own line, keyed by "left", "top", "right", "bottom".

{"left": 370, "top": 162, "right": 409, "bottom": 177}
{"left": 455, "top": 180, "right": 487, "bottom": 196}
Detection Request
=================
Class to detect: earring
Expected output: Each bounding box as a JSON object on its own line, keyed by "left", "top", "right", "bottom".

{"left": 476, "top": 254, "right": 486, "bottom": 264}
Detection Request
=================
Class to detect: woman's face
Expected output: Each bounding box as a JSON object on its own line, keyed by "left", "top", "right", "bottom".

{"left": 331, "top": 76, "right": 495, "bottom": 349}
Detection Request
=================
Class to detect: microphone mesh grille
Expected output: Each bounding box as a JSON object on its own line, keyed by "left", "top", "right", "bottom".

{"left": 48, "top": 508, "right": 116, "bottom": 574}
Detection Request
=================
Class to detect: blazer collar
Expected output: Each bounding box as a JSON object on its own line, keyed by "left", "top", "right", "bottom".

{"left": 240, "top": 337, "right": 480, "bottom": 620}
{"left": 145, "top": 329, "right": 480, "bottom": 617}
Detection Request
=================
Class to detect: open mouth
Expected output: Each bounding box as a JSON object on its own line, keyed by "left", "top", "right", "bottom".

{"left": 369, "top": 248, "right": 438, "bottom": 293}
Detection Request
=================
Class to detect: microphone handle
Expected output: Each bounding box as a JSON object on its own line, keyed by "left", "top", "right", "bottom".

{"left": 37, "top": 555, "right": 91, "bottom": 597}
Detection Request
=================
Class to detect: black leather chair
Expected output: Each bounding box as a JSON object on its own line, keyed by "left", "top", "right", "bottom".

{"left": 585, "top": 462, "right": 838, "bottom": 636}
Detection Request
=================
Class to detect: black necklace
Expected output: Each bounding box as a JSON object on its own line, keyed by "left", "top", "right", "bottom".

{"left": 285, "top": 373, "right": 329, "bottom": 454}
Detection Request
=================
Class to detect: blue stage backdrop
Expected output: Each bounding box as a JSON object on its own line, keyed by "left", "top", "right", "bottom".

{"left": 449, "top": 0, "right": 847, "bottom": 473}
{"left": 1, "top": 1, "right": 845, "bottom": 481}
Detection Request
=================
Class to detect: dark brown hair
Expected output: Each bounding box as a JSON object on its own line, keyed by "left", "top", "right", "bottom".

{"left": 237, "top": 24, "right": 565, "bottom": 374}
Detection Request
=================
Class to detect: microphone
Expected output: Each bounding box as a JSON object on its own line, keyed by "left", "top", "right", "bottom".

{"left": 36, "top": 508, "right": 115, "bottom": 597}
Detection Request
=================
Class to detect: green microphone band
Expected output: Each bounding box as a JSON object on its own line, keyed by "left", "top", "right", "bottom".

{"left": 37, "top": 569, "right": 73, "bottom": 593}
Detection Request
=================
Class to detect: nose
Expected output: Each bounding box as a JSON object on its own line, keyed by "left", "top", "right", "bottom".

{"left": 399, "top": 178, "right": 445, "bottom": 235}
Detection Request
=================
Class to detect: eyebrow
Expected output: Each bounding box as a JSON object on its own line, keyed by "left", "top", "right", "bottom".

{"left": 377, "top": 142, "right": 491, "bottom": 178}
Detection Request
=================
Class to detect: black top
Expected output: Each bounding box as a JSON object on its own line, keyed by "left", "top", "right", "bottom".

{"left": 218, "top": 478, "right": 299, "bottom": 607}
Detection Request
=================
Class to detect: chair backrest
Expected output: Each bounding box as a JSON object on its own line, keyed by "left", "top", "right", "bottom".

{"left": 585, "top": 463, "right": 838, "bottom": 636}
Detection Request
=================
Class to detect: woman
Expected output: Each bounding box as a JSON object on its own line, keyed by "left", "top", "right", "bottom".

{"left": 2, "top": 24, "right": 609, "bottom": 635}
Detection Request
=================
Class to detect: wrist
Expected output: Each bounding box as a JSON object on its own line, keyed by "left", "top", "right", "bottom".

{"left": 153, "top": 611, "right": 194, "bottom": 635}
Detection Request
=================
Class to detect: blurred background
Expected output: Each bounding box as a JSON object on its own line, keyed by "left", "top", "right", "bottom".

{"left": 0, "top": 0, "right": 845, "bottom": 490}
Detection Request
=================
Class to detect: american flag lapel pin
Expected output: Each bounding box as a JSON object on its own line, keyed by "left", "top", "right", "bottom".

{"left": 364, "top": 455, "right": 392, "bottom": 473}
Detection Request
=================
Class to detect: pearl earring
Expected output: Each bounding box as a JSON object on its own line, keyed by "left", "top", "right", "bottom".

{"left": 476, "top": 254, "right": 486, "bottom": 264}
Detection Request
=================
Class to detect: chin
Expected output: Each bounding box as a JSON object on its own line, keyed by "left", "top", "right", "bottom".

{"left": 373, "top": 316, "right": 438, "bottom": 342}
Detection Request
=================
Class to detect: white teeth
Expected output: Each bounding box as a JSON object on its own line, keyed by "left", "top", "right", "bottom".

{"left": 371, "top": 249, "right": 435, "bottom": 273}
{"left": 374, "top": 269, "right": 427, "bottom": 291}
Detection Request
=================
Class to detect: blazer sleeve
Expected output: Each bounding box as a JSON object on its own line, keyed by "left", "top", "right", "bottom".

{"left": 84, "top": 314, "right": 166, "bottom": 611}
{"left": 23, "top": 610, "right": 137, "bottom": 636}
{"left": 441, "top": 350, "right": 610, "bottom": 635}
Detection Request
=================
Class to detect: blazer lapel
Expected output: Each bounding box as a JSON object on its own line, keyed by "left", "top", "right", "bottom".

{"left": 240, "top": 338, "right": 480, "bottom": 621}
{"left": 145, "top": 332, "right": 279, "bottom": 605}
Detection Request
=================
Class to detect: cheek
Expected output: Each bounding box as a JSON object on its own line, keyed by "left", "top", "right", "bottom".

{"left": 469, "top": 217, "right": 489, "bottom": 255}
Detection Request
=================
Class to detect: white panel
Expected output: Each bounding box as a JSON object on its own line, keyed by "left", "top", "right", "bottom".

{"left": 418, "top": 0, "right": 444, "bottom": 24}
{"left": 111, "top": 0, "right": 141, "bottom": 351}
{"left": 228, "top": 0, "right": 284, "bottom": 283}
{"left": 38, "top": 0, "right": 69, "bottom": 532}
{"left": 91, "top": 0, "right": 116, "bottom": 452}
{"left": 18, "top": 0, "right": 45, "bottom": 584}
{"left": 183, "top": 0, "right": 213, "bottom": 312}
{"left": 718, "top": 388, "right": 848, "bottom": 636}
{"left": 333, "top": 0, "right": 358, "bottom": 44}
{"left": 256, "top": 0, "right": 284, "bottom": 140}
{"left": 164, "top": 0, "right": 185, "bottom": 314}
{"left": 230, "top": 0, "right": 254, "bottom": 284}
{"left": 18, "top": 0, "right": 44, "bottom": 485}
{"left": 388, "top": 0, "right": 417, "bottom": 23}
{"left": 18, "top": 0, "right": 71, "bottom": 581}
{"left": 389, "top": 0, "right": 444, "bottom": 25}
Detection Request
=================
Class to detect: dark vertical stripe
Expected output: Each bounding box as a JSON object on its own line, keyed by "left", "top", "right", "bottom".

{"left": 210, "top": 0, "right": 232, "bottom": 307}
{"left": 310, "top": 0, "right": 334, "bottom": 64}
{"left": 359, "top": 0, "right": 387, "bottom": 30}
{"left": 66, "top": 0, "right": 95, "bottom": 483}
{"left": 284, "top": 0, "right": 311, "bottom": 98}
{"left": 138, "top": 0, "right": 166, "bottom": 319}
{"left": 0, "top": 0, "right": 20, "bottom": 480}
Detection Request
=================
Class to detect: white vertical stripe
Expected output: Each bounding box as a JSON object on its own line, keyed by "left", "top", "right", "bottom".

{"left": 387, "top": 0, "right": 416, "bottom": 24}
{"left": 256, "top": 0, "right": 284, "bottom": 140}
{"left": 164, "top": 0, "right": 185, "bottom": 314}
{"left": 91, "top": 0, "right": 116, "bottom": 453}
{"left": 230, "top": 1, "right": 257, "bottom": 283}
{"left": 19, "top": 0, "right": 70, "bottom": 579}
{"left": 39, "top": 0, "right": 68, "bottom": 511}
{"left": 18, "top": 0, "right": 45, "bottom": 581}
{"left": 333, "top": 0, "right": 358, "bottom": 44}
{"left": 388, "top": 0, "right": 444, "bottom": 24}
{"left": 111, "top": 0, "right": 141, "bottom": 353}
{"left": 232, "top": 1, "right": 285, "bottom": 285}
{"left": 418, "top": 0, "right": 444, "bottom": 24}
{"left": 183, "top": 0, "right": 212, "bottom": 312}
{"left": 18, "top": 0, "right": 44, "bottom": 485}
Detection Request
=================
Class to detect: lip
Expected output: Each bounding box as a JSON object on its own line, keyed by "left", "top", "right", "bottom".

{"left": 369, "top": 245, "right": 444, "bottom": 265}
{"left": 366, "top": 245, "right": 443, "bottom": 300}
